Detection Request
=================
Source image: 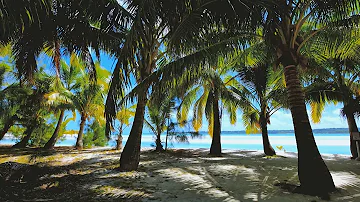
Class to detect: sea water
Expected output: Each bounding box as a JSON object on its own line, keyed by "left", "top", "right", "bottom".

{"left": 0, "top": 132, "right": 352, "bottom": 155}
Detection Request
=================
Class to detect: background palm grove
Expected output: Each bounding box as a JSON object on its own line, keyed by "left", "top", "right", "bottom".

{"left": 0, "top": 0, "right": 360, "bottom": 199}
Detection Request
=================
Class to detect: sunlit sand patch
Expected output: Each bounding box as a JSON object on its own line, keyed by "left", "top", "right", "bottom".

{"left": 200, "top": 157, "right": 228, "bottom": 161}
{"left": 208, "top": 164, "right": 259, "bottom": 179}
{"left": 96, "top": 185, "right": 151, "bottom": 199}
{"left": 98, "top": 171, "right": 149, "bottom": 179}
{"left": 244, "top": 192, "right": 267, "bottom": 201}
{"left": 139, "top": 160, "right": 165, "bottom": 167}
{"left": 332, "top": 171, "right": 360, "bottom": 188}
{"left": 178, "top": 158, "right": 201, "bottom": 164}
{"left": 156, "top": 167, "right": 240, "bottom": 201}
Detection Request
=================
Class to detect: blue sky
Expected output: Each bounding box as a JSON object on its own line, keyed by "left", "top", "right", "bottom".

{"left": 37, "top": 52, "right": 358, "bottom": 135}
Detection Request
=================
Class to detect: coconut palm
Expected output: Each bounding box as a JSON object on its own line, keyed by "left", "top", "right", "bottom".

{"left": 256, "top": 1, "right": 360, "bottom": 193}
{"left": 0, "top": 0, "right": 127, "bottom": 82}
{"left": 231, "top": 65, "right": 287, "bottom": 156}
{"left": 145, "top": 89, "right": 175, "bottom": 152}
{"left": 73, "top": 60, "right": 110, "bottom": 150}
{"left": 176, "top": 62, "right": 238, "bottom": 156}
{"left": 105, "top": 0, "right": 262, "bottom": 169}
{"left": 43, "top": 53, "right": 86, "bottom": 149}
{"left": 303, "top": 28, "right": 360, "bottom": 159}
{"left": 305, "top": 60, "right": 360, "bottom": 158}
{"left": 175, "top": 0, "right": 360, "bottom": 193}
{"left": 11, "top": 72, "right": 55, "bottom": 148}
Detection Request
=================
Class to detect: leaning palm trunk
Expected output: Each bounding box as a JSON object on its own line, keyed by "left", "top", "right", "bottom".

{"left": 345, "top": 111, "right": 359, "bottom": 159}
{"left": 259, "top": 112, "right": 275, "bottom": 156}
{"left": 0, "top": 116, "right": 16, "bottom": 140}
{"left": 283, "top": 59, "right": 335, "bottom": 194}
{"left": 12, "top": 125, "right": 36, "bottom": 148}
{"left": 210, "top": 94, "right": 221, "bottom": 156}
{"left": 120, "top": 92, "right": 148, "bottom": 171}
{"left": 75, "top": 115, "right": 86, "bottom": 150}
{"left": 44, "top": 110, "right": 65, "bottom": 149}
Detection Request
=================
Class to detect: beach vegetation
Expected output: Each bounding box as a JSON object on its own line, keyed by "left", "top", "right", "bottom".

{"left": 0, "top": 0, "right": 360, "bottom": 199}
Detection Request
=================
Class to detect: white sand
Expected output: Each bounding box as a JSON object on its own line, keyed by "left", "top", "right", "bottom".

{"left": 1, "top": 147, "right": 360, "bottom": 201}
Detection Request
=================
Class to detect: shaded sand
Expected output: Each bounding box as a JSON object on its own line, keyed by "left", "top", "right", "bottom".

{"left": 0, "top": 146, "right": 360, "bottom": 201}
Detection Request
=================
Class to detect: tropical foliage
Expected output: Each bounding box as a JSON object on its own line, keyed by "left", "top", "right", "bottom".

{"left": 1, "top": 0, "right": 360, "bottom": 197}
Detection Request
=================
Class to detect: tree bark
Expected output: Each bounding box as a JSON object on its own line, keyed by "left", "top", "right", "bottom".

{"left": 259, "top": 112, "right": 276, "bottom": 156}
{"left": 116, "top": 134, "right": 123, "bottom": 150}
{"left": 0, "top": 116, "right": 16, "bottom": 140}
{"left": 12, "top": 125, "right": 35, "bottom": 148}
{"left": 119, "top": 92, "right": 147, "bottom": 171}
{"left": 44, "top": 110, "right": 65, "bottom": 150}
{"left": 345, "top": 110, "right": 359, "bottom": 159}
{"left": 75, "top": 115, "right": 86, "bottom": 150}
{"left": 210, "top": 93, "right": 221, "bottom": 156}
{"left": 283, "top": 60, "right": 335, "bottom": 194}
{"left": 155, "top": 132, "right": 164, "bottom": 152}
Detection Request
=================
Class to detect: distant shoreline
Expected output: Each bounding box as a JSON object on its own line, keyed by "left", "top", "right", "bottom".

{"left": 198, "top": 128, "right": 354, "bottom": 134}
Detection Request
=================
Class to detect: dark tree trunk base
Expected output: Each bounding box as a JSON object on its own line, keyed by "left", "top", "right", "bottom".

{"left": 264, "top": 147, "right": 276, "bottom": 156}
{"left": 12, "top": 141, "right": 28, "bottom": 148}
{"left": 275, "top": 182, "right": 336, "bottom": 199}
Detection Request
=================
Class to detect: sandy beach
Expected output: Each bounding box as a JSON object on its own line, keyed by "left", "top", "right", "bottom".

{"left": 1, "top": 146, "right": 360, "bottom": 201}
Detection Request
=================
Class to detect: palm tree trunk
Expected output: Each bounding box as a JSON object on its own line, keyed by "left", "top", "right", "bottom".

{"left": 260, "top": 113, "right": 276, "bottom": 156}
{"left": 44, "top": 110, "right": 65, "bottom": 150}
{"left": 120, "top": 92, "right": 148, "bottom": 171}
{"left": 283, "top": 59, "right": 335, "bottom": 194}
{"left": 210, "top": 93, "right": 221, "bottom": 156}
{"left": 116, "top": 134, "right": 123, "bottom": 150}
{"left": 345, "top": 110, "right": 359, "bottom": 159}
{"left": 116, "top": 124, "right": 124, "bottom": 150}
{"left": 12, "top": 125, "right": 36, "bottom": 148}
{"left": 75, "top": 115, "right": 86, "bottom": 150}
{"left": 155, "top": 131, "right": 164, "bottom": 152}
{"left": 0, "top": 116, "right": 16, "bottom": 140}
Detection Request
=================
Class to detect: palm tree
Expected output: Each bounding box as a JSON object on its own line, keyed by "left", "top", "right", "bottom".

{"left": 177, "top": 63, "right": 238, "bottom": 156}
{"left": 73, "top": 61, "right": 110, "bottom": 150}
{"left": 169, "top": 0, "right": 360, "bottom": 193}
{"left": 305, "top": 60, "right": 360, "bottom": 158}
{"left": 256, "top": 1, "right": 360, "bottom": 193}
{"left": 105, "top": 0, "right": 264, "bottom": 169}
{"left": 303, "top": 28, "right": 360, "bottom": 159}
{"left": 106, "top": 1, "right": 206, "bottom": 170}
{"left": 1, "top": 0, "right": 126, "bottom": 82}
{"left": 43, "top": 54, "right": 86, "bottom": 149}
{"left": 145, "top": 90, "right": 175, "bottom": 152}
{"left": 12, "top": 72, "right": 54, "bottom": 148}
{"left": 231, "top": 65, "right": 287, "bottom": 156}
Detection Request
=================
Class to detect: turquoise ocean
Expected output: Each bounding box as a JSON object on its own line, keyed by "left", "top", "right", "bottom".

{"left": 0, "top": 132, "right": 352, "bottom": 155}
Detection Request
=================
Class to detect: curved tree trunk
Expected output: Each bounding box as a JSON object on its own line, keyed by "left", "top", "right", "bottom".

{"left": 283, "top": 60, "right": 335, "bottom": 194}
{"left": 0, "top": 116, "right": 16, "bottom": 140}
{"left": 12, "top": 125, "right": 36, "bottom": 148}
{"left": 259, "top": 112, "right": 276, "bottom": 156}
{"left": 155, "top": 132, "right": 164, "bottom": 152}
{"left": 119, "top": 92, "right": 147, "bottom": 171}
{"left": 44, "top": 110, "right": 65, "bottom": 150}
{"left": 210, "top": 93, "right": 221, "bottom": 156}
{"left": 75, "top": 115, "right": 86, "bottom": 150}
{"left": 345, "top": 111, "right": 359, "bottom": 159}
